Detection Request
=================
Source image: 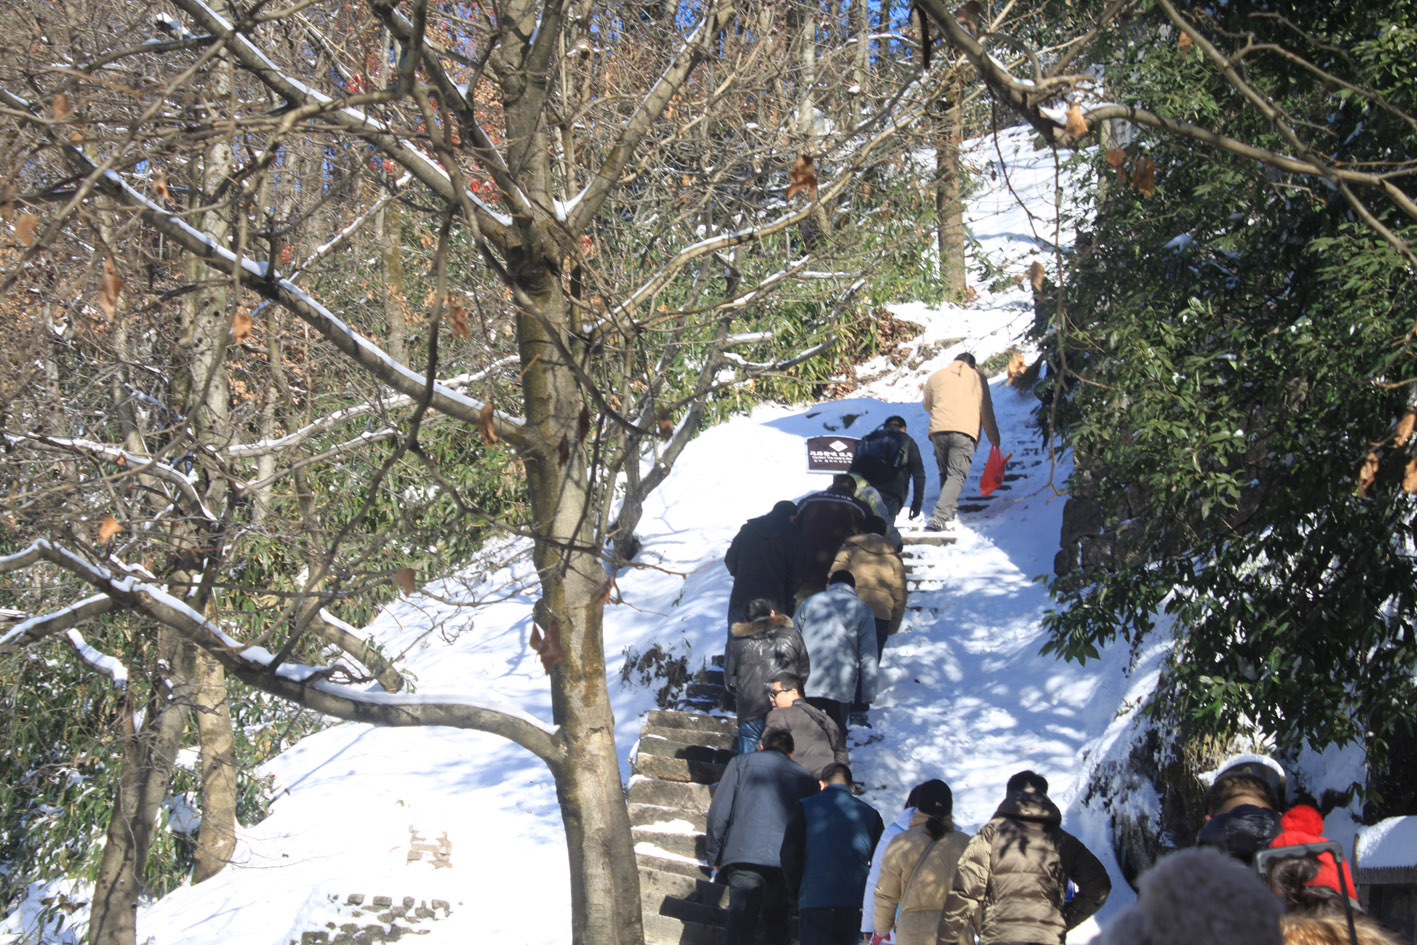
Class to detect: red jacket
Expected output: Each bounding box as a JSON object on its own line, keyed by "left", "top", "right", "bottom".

{"left": 1269, "top": 804, "right": 1356, "bottom": 897}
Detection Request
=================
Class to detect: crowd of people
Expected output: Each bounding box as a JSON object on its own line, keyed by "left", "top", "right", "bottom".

{"left": 702, "top": 355, "right": 1395, "bottom": 945}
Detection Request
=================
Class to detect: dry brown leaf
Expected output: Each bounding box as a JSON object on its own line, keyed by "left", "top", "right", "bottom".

{"left": 1394, "top": 410, "right": 1416, "bottom": 447}
{"left": 577, "top": 404, "right": 591, "bottom": 442}
{"left": 97, "top": 257, "right": 124, "bottom": 318}
{"left": 1403, "top": 458, "right": 1417, "bottom": 495}
{"left": 961, "top": 286, "right": 978, "bottom": 304}
{"left": 1004, "top": 351, "right": 1028, "bottom": 385}
{"left": 15, "top": 213, "right": 38, "bottom": 247}
{"left": 53, "top": 93, "right": 73, "bottom": 121}
{"left": 1064, "top": 103, "right": 1088, "bottom": 137}
{"left": 1357, "top": 450, "right": 1380, "bottom": 498}
{"left": 448, "top": 298, "right": 469, "bottom": 340}
{"left": 97, "top": 516, "right": 122, "bottom": 543}
{"left": 231, "top": 312, "right": 253, "bottom": 344}
{"left": 594, "top": 577, "right": 615, "bottom": 612}
{"left": 557, "top": 434, "right": 571, "bottom": 465}
{"left": 1028, "top": 260, "right": 1046, "bottom": 292}
{"left": 478, "top": 402, "right": 498, "bottom": 443}
{"left": 954, "top": 0, "right": 982, "bottom": 35}
{"left": 1178, "top": 31, "right": 1193, "bottom": 53}
{"left": 529, "top": 615, "right": 565, "bottom": 673}
{"left": 656, "top": 408, "right": 674, "bottom": 440}
{"left": 1134, "top": 157, "right": 1157, "bottom": 197}
{"left": 1104, "top": 148, "right": 1126, "bottom": 169}
{"left": 1117, "top": 166, "right": 1130, "bottom": 186}
{"left": 0, "top": 181, "right": 14, "bottom": 222}
{"left": 393, "top": 566, "right": 417, "bottom": 595}
{"left": 786, "top": 154, "right": 818, "bottom": 201}
{"left": 153, "top": 168, "right": 171, "bottom": 203}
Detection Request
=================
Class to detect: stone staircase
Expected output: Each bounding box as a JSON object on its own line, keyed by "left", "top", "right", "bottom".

{"left": 632, "top": 655, "right": 737, "bottom": 945}
{"left": 629, "top": 463, "right": 1044, "bottom": 944}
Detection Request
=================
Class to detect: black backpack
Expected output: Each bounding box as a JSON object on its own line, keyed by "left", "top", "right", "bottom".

{"left": 851, "top": 426, "right": 908, "bottom": 482}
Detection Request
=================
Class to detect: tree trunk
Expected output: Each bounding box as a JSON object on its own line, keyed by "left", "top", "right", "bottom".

{"left": 182, "top": 637, "right": 238, "bottom": 884}
{"left": 935, "top": 68, "right": 967, "bottom": 297}
{"left": 89, "top": 639, "right": 187, "bottom": 945}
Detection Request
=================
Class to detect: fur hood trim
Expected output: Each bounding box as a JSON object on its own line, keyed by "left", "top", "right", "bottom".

{"left": 730, "top": 613, "right": 793, "bottom": 637}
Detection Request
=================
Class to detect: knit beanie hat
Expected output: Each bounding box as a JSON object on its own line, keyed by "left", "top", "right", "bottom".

{"left": 914, "top": 779, "right": 953, "bottom": 818}
{"left": 1099, "top": 847, "right": 1283, "bottom": 945}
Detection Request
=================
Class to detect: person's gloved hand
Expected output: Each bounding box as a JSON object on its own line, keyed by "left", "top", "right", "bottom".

{"left": 908, "top": 507, "right": 921, "bottom": 520}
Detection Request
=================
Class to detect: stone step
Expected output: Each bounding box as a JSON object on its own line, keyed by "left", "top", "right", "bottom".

{"left": 695, "top": 667, "right": 725, "bottom": 686}
{"left": 1003, "top": 472, "right": 1025, "bottom": 482}
{"left": 640, "top": 733, "right": 736, "bottom": 762}
{"left": 677, "top": 698, "right": 721, "bottom": 714}
{"left": 685, "top": 681, "right": 725, "bottom": 703}
{"left": 957, "top": 502, "right": 989, "bottom": 512}
{"left": 629, "top": 778, "right": 714, "bottom": 811}
{"left": 653, "top": 893, "right": 725, "bottom": 927}
{"left": 641, "top": 724, "right": 736, "bottom": 752}
{"left": 640, "top": 865, "right": 707, "bottom": 904}
{"left": 633, "top": 752, "right": 727, "bottom": 784}
{"left": 631, "top": 802, "right": 708, "bottom": 834}
{"left": 644, "top": 710, "right": 737, "bottom": 738}
{"left": 637, "top": 850, "right": 713, "bottom": 878}
{"left": 632, "top": 826, "right": 707, "bottom": 861}
{"left": 902, "top": 534, "right": 957, "bottom": 546}
{"left": 642, "top": 911, "right": 723, "bottom": 945}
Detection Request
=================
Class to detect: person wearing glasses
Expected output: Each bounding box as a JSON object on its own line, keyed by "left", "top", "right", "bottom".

{"left": 760, "top": 672, "right": 848, "bottom": 780}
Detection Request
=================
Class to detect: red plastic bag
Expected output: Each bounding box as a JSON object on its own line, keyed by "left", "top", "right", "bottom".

{"left": 979, "top": 444, "right": 1008, "bottom": 497}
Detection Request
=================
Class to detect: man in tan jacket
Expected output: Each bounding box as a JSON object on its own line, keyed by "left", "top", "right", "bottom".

{"left": 921, "top": 353, "right": 1001, "bottom": 531}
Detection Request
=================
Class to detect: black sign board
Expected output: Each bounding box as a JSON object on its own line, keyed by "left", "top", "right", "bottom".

{"left": 805, "top": 435, "right": 858, "bottom": 473}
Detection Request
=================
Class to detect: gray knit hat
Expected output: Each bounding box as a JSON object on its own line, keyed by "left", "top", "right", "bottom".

{"left": 1099, "top": 847, "right": 1283, "bottom": 945}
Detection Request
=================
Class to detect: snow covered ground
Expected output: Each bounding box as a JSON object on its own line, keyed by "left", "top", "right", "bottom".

{"left": 1, "top": 126, "right": 1365, "bottom": 945}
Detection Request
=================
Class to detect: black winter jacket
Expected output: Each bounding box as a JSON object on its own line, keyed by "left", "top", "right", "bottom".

{"left": 725, "top": 506, "right": 804, "bottom": 623}
{"left": 849, "top": 428, "right": 927, "bottom": 516}
{"left": 1196, "top": 804, "right": 1282, "bottom": 865}
{"left": 706, "top": 748, "right": 819, "bottom": 870}
{"left": 796, "top": 490, "right": 869, "bottom": 588}
{"left": 724, "top": 614, "right": 810, "bottom": 722}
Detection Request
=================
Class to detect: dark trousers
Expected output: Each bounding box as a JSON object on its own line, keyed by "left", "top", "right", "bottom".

{"left": 806, "top": 696, "right": 849, "bottom": 738}
{"left": 721, "top": 864, "right": 790, "bottom": 945}
{"left": 798, "top": 906, "right": 863, "bottom": 945}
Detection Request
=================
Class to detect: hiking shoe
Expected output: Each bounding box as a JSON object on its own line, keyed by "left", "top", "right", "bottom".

{"left": 923, "top": 518, "right": 945, "bottom": 532}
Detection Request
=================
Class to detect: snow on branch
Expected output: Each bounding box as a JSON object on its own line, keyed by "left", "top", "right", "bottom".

{"left": 4, "top": 433, "right": 217, "bottom": 521}
{"left": 0, "top": 540, "right": 561, "bottom": 761}
{"left": 227, "top": 357, "right": 519, "bottom": 459}
{"left": 168, "top": 0, "right": 513, "bottom": 234}
{"left": 88, "top": 162, "right": 530, "bottom": 448}
{"left": 64, "top": 629, "right": 129, "bottom": 689}
{"left": 0, "top": 594, "right": 119, "bottom": 649}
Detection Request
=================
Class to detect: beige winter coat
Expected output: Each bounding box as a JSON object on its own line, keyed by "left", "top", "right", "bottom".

{"left": 922, "top": 360, "right": 999, "bottom": 447}
{"left": 831, "top": 533, "right": 907, "bottom": 633}
{"left": 873, "top": 813, "right": 972, "bottom": 945}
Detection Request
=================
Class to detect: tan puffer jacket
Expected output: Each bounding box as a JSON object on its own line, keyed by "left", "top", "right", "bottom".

{"left": 922, "top": 360, "right": 999, "bottom": 446}
{"left": 935, "top": 790, "right": 1111, "bottom": 945}
{"left": 873, "top": 813, "right": 972, "bottom": 945}
{"left": 830, "top": 533, "right": 906, "bottom": 632}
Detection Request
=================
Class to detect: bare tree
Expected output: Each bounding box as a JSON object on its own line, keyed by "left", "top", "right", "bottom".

{"left": 0, "top": 0, "right": 949, "bottom": 942}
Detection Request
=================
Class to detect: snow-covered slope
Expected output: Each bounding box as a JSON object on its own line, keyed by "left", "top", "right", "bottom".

{"left": 5, "top": 127, "right": 1164, "bottom": 945}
